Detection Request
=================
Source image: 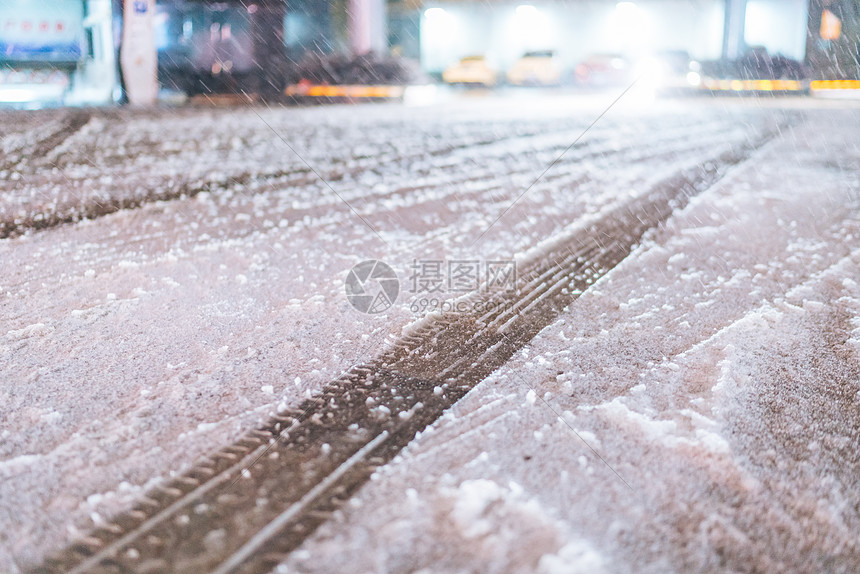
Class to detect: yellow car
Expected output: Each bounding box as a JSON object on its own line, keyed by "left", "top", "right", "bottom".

{"left": 507, "top": 50, "right": 563, "bottom": 86}
{"left": 442, "top": 55, "right": 498, "bottom": 87}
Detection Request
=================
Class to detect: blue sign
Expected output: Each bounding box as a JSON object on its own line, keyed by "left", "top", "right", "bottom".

{"left": 0, "top": 42, "right": 82, "bottom": 62}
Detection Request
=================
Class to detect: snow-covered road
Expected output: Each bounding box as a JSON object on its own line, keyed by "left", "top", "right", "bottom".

{"left": 2, "top": 93, "right": 859, "bottom": 573}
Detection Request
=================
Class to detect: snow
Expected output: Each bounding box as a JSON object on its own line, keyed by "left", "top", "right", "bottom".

{"left": 277, "top": 104, "right": 860, "bottom": 573}
{"left": 1, "top": 94, "right": 859, "bottom": 572}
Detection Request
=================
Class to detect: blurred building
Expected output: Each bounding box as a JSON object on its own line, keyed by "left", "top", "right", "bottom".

{"left": 155, "top": 0, "right": 388, "bottom": 95}
{"left": 1, "top": 0, "right": 856, "bottom": 106}
{"left": 0, "top": 0, "right": 388, "bottom": 105}
{"left": 414, "top": 0, "right": 810, "bottom": 75}
{"left": 155, "top": 1, "right": 289, "bottom": 96}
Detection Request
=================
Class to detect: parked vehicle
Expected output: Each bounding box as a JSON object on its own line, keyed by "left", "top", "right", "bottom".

{"left": 289, "top": 52, "right": 427, "bottom": 86}
{"left": 737, "top": 46, "right": 807, "bottom": 79}
{"left": 442, "top": 55, "right": 497, "bottom": 87}
{"left": 645, "top": 50, "right": 703, "bottom": 92}
{"left": 574, "top": 53, "right": 633, "bottom": 88}
{"left": 701, "top": 46, "right": 808, "bottom": 81}
{"left": 506, "top": 50, "right": 562, "bottom": 86}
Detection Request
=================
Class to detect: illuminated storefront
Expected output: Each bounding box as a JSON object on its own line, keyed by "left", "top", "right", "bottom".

{"left": 0, "top": 0, "right": 117, "bottom": 107}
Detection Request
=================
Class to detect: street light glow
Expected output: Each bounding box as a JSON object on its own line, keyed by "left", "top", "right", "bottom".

{"left": 423, "top": 7, "right": 447, "bottom": 20}
{"left": 609, "top": 0, "right": 652, "bottom": 53}
{"left": 516, "top": 4, "right": 538, "bottom": 18}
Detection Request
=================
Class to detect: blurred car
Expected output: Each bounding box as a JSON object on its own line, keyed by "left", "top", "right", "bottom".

{"left": 737, "top": 46, "right": 807, "bottom": 79}
{"left": 289, "top": 52, "right": 429, "bottom": 86}
{"left": 575, "top": 53, "right": 633, "bottom": 88}
{"left": 506, "top": 50, "right": 563, "bottom": 86}
{"left": 442, "top": 56, "right": 497, "bottom": 87}
{"left": 700, "top": 46, "right": 808, "bottom": 81}
{"left": 644, "top": 50, "right": 703, "bottom": 92}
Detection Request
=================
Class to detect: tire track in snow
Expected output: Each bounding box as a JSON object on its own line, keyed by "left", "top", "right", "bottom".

{"left": 0, "top": 112, "right": 581, "bottom": 239}
{"left": 0, "top": 112, "right": 733, "bottom": 240}
{"left": 34, "top": 125, "right": 781, "bottom": 574}
{"left": 0, "top": 110, "right": 90, "bottom": 175}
